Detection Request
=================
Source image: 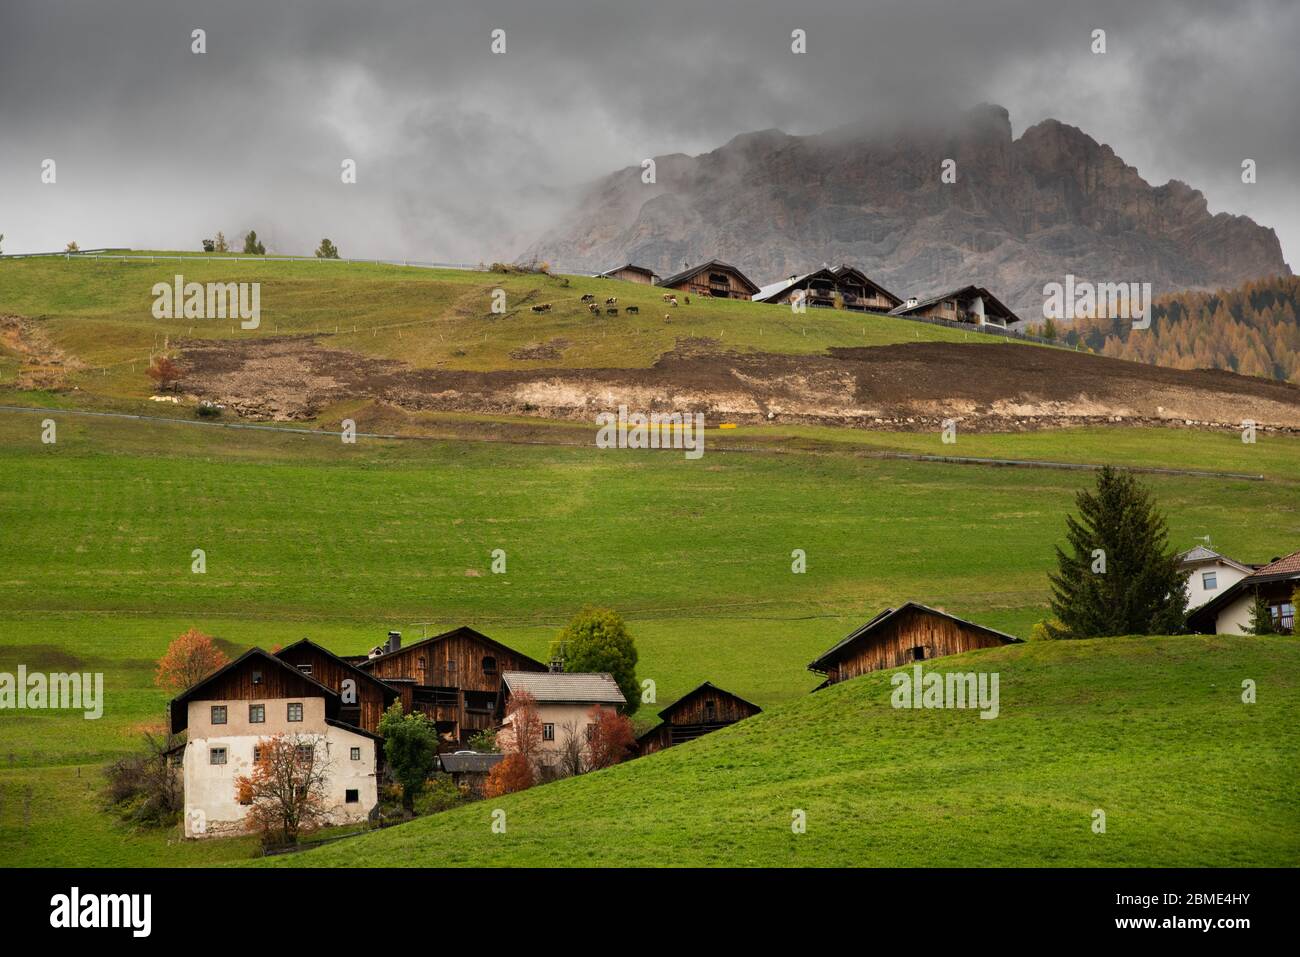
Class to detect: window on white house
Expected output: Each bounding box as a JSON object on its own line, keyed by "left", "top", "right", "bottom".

{"left": 287, "top": 702, "right": 303, "bottom": 722}
{"left": 210, "top": 705, "right": 227, "bottom": 725}
{"left": 296, "top": 744, "right": 314, "bottom": 763}
{"left": 345, "top": 789, "right": 359, "bottom": 804}
{"left": 209, "top": 747, "right": 227, "bottom": 765}
{"left": 249, "top": 704, "right": 264, "bottom": 723}
{"left": 253, "top": 746, "right": 262, "bottom": 763}
{"left": 1202, "top": 571, "right": 1217, "bottom": 590}
{"left": 350, "top": 747, "right": 361, "bottom": 761}
{"left": 543, "top": 723, "right": 555, "bottom": 741}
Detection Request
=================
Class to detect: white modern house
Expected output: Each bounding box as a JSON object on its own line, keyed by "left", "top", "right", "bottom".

{"left": 1177, "top": 545, "right": 1256, "bottom": 611}
{"left": 498, "top": 670, "right": 626, "bottom": 768}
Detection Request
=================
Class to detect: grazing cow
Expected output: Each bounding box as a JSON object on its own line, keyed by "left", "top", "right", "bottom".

{"left": 588, "top": 303, "right": 600, "bottom": 314}
{"left": 606, "top": 307, "right": 619, "bottom": 316}
{"left": 662, "top": 294, "right": 675, "bottom": 303}
{"left": 530, "top": 303, "right": 551, "bottom": 314}
{"left": 626, "top": 305, "right": 639, "bottom": 315}
{"left": 605, "top": 297, "right": 617, "bottom": 305}
{"left": 684, "top": 296, "right": 691, "bottom": 305}
{"left": 580, "top": 294, "right": 595, "bottom": 303}
{"left": 663, "top": 314, "right": 671, "bottom": 322}
{"left": 669, "top": 297, "right": 678, "bottom": 307}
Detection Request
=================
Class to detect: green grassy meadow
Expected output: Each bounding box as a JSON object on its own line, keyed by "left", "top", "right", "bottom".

{"left": 0, "top": 254, "right": 997, "bottom": 408}
{"left": 273, "top": 635, "right": 1300, "bottom": 868}
{"left": 0, "top": 411, "right": 1297, "bottom": 865}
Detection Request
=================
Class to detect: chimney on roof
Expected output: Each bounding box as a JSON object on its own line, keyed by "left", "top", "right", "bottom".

{"left": 789, "top": 274, "right": 797, "bottom": 283}
{"left": 905, "top": 297, "right": 918, "bottom": 308}
{"left": 387, "top": 631, "right": 401, "bottom": 654}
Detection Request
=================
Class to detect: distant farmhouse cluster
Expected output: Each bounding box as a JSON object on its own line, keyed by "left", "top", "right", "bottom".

{"left": 595, "top": 259, "right": 1023, "bottom": 328}
{"left": 171, "top": 547, "right": 1297, "bottom": 839}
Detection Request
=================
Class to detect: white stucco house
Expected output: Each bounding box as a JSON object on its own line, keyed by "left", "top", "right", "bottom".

{"left": 169, "top": 648, "right": 381, "bottom": 839}
{"left": 498, "top": 670, "right": 626, "bottom": 769}
{"left": 1186, "top": 549, "right": 1300, "bottom": 636}
{"left": 1177, "top": 545, "right": 1257, "bottom": 611}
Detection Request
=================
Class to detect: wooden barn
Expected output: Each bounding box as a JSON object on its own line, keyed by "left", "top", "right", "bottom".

{"left": 596, "top": 263, "right": 659, "bottom": 284}
{"left": 438, "top": 751, "right": 503, "bottom": 795}
{"left": 657, "top": 259, "right": 760, "bottom": 300}
{"left": 755, "top": 265, "right": 902, "bottom": 313}
{"left": 359, "top": 627, "right": 547, "bottom": 748}
{"left": 808, "top": 602, "right": 1021, "bottom": 690}
{"left": 636, "top": 681, "right": 762, "bottom": 755}
{"left": 274, "top": 638, "right": 399, "bottom": 735}
{"left": 889, "top": 285, "right": 1021, "bottom": 328}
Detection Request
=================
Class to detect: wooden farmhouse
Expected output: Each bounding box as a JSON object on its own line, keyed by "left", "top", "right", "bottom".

{"left": 359, "top": 627, "right": 548, "bottom": 748}
{"left": 596, "top": 263, "right": 660, "bottom": 284}
{"left": 755, "top": 265, "right": 902, "bottom": 313}
{"left": 274, "top": 637, "right": 398, "bottom": 735}
{"left": 657, "top": 259, "right": 760, "bottom": 300}
{"left": 889, "top": 285, "right": 1021, "bottom": 328}
{"left": 168, "top": 648, "right": 382, "bottom": 838}
{"left": 808, "top": 602, "right": 1021, "bottom": 689}
{"left": 636, "top": 681, "right": 762, "bottom": 756}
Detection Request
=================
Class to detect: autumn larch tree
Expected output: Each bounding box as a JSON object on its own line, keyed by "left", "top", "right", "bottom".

{"left": 154, "top": 627, "right": 228, "bottom": 692}
{"left": 234, "top": 733, "right": 330, "bottom": 847}
{"left": 147, "top": 353, "right": 183, "bottom": 392}
{"left": 483, "top": 753, "right": 533, "bottom": 797}
{"left": 1047, "top": 466, "right": 1187, "bottom": 638}
{"left": 498, "top": 689, "right": 544, "bottom": 765}
{"left": 585, "top": 706, "right": 637, "bottom": 769}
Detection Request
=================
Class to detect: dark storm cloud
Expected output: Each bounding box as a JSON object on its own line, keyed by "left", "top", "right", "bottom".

{"left": 0, "top": 0, "right": 1295, "bottom": 266}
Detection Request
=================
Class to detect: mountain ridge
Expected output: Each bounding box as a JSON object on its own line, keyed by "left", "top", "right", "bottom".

{"left": 523, "top": 104, "right": 1290, "bottom": 318}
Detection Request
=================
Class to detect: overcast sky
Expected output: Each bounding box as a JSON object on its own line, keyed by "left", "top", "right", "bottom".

{"left": 1, "top": 0, "right": 1295, "bottom": 267}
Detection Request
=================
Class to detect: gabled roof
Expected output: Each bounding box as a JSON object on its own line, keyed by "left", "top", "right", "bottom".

{"left": 831, "top": 265, "right": 903, "bottom": 305}
{"left": 274, "top": 638, "right": 400, "bottom": 702}
{"left": 808, "top": 602, "right": 1021, "bottom": 674}
{"left": 656, "top": 681, "right": 762, "bottom": 720}
{"left": 596, "top": 263, "right": 659, "bottom": 280}
{"left": 656, "top": 259, "right": 761, "bottom": 294}
{"left": 889, "top": 285, "right": 1021, "bottom": 324}
{"left": 169, "top": 647, "right": 340, "bottom": 733}
{"left": 357, "top": 626, "right": 548, "bottom": 673}
{"left": 1248, "top": 549, "right": 1300, "bottom": 581}
{"left": 1176, "top": 545, "right": 1255, "bottom": 573}
{"left": 754, "top": 268, "right": 840, "bottom": 303}
{"left": 501, "top": 671, "right": 626, "bottom": 705}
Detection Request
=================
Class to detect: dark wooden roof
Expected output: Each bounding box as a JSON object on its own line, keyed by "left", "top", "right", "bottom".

{"left": 831, "top": 265, "right": 903, "bottom": 306}
{"left": 274, "top": 638, "right": 399, "bottom": 703}
{"left": 656, "top": 259, "right": 761, "bottom": 294}
{"left": 808, "top": 602, "right": 1021, "bottom": 674}
{"left": 357, "top": 626, "right": 548, "bottom": 673}
{"left": 889, "top": 285, "right": 1021, "bottom": 323}
{"left": 168, "top": 648, "right": 340, "bottom": 734}
{"left": 655, "top": 681, "right": 761, "bottom": 720}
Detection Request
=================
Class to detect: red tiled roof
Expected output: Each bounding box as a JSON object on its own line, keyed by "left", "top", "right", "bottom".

{"left": 1249, "top": 549, "right": 1300, "bottom": 579}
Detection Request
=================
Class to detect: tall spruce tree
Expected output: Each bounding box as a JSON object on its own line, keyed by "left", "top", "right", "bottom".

{"left": 1246, "top": 593, "right": 1278, "bottom": 635}
{"left": 1047, "top": 466, "right": 1187, "bottom": 638}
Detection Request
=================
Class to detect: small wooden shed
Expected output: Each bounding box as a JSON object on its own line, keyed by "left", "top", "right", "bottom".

{"left": 636, "top": 681, "right": 762, "bottom": 755}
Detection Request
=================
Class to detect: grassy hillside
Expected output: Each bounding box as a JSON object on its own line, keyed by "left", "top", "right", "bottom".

{"left": 0, "top": 412, "right": 1297, "bottom": 865}
{"left": 0, "top": 253, "right": 995, "bottom": 405}
{"left": 271, "top": 635, "right": 1300, "bottom": 867}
